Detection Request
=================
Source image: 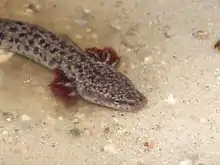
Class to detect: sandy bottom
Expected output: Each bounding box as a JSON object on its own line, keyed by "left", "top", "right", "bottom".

{"left": 0, "top": 0, "right": 220, "bottom": 164}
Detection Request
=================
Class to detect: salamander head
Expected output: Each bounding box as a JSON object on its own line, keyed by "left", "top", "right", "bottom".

{"left": 75, "top": 64, "right": 147, "bottom": 112}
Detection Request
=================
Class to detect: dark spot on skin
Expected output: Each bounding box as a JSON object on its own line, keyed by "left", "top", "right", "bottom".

{"left": 15, "top": 21, "right": 24, "bottom": 26}
{"left": 39, "top": 52, "right": 43, "bottom": 57}
{"left": 49, "top": 34, "right": 57, "bottom": 40}
{"left": 9, "top": 38, "right": 13, "bottom": 43}
{"left": 24, "top": 45, "right": 29, "bottom": 51}
{"left": 9, "top": 27, "right": 17, "bottom": 32}
{"left": 60, "top": 41, "right": 66, "bottom": 49}
{"left": 34, "top": 33, "right": 41, "bottom": 38}
{"left": 17, "top": 45, "right": 21, "bottom": 50}
{"left": 19, "top": 33, "right": 26, "bottom": 37}
{"left": 50, "top": 47, "right": 58, "bottom": 53}
{"left": 14, "top": 38, "right": 19, "bottom": 44}
{"left": 67, "top": 65, "right": 72, "bottom": 70}
{"left": 0, "top": 33, "right": 5, "bottom": 40}
{"left": 67, "top": 55, "right": 74, "bottom": 60}
{"left": 59, "top": 51, "right": 65, "bottom": 55}
{"left": 21, "top": 26, "right": 27, "bottom": 30}
{"left": 28, "top": 39, "right": 34, "bottom": 46}
{"left": 39, "top": 39, "right": 45, "bottom": 45}
{"left": 27, "top": 31, "right": 33, "bottom": 36}
{"left": 69, "top": 48, "right": 76, "bottom": 53}
{"left": 33, "top": 47, "right": 39, "bottom": 54}
{"left": 44, "top": 43, "right": 50, "bottom": 49}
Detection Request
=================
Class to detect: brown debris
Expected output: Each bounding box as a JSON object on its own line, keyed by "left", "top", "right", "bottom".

{"left": 192, "top": 30, "right": 209, "bottom": 40}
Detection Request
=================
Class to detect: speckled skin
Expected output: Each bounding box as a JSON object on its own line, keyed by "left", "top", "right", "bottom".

{"left": 0, "top": 18, "right": 147, "bottom": 111}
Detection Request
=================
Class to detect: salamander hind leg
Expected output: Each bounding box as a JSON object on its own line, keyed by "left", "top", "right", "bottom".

{"left": 48, "top": 68, "right": 78, "bottom": 107}
{"left": 85, "top": 47, "right": 120, "bottom": 67}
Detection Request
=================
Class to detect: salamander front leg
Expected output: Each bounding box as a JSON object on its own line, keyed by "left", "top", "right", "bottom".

{"left": 48, "top": 68, "right": 78, "bottom": 107}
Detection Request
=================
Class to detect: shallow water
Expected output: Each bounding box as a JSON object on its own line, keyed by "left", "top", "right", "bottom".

{"left": 0, "top": 0, "right": 220, "bottom": 164}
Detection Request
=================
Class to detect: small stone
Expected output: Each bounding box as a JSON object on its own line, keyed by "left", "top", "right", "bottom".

{"left": 24, "top": 79, "right": 31, "bottom": 83}
{"left": 103, "top": 144, "right": 117, "bottom": 154}
{"left": 23, "top": 3, "right": 41, "bottom": 13}
{"left": 91, "top": 33, "right": 98, "bottom": 39}
{"left": 46, "top": 116, "right": 56, "bottom": 125}
{"left": 85, "top": 28, "right": 92, "bottom": 33}
{"left": 58, "top": 116, "right": 63, "bottom": 120}
{"left": 74, "top": 19, "right": 88, "bottom": 26}
{"left": 199, "top": 117, "right": 207, "bottom": 124}
{"left": 6, "top": 118, "right": 11, "bottom": 122}
{"left": 24, "top": 8, "right": 35, "bottom": 13}
{"left": 74, "top": 112, "right": 85, "bottom": 119}
{"left": 1, "top": 131, "right": 8, "bottom": 135}
{"left": 0, "top": 51, "right": 14, "bottom": 63}
{"left": 164, "top": 93, "right": 176, "bottom": 105}
{"left": 75, "top": 34, "right": 83, "bottom": 39}
{"left": 131, "top": 64, "right": 135, "bottom": 69}
{"left": 84, "top": 8, "right": 91, "bottom": 14}
{"left": 192, "top": 30, "right": 209, "bottom": 40}
{"left": 121, "top": 37, "right": 135, "bottom": 48}
{"left": 110, "top": 21, "right": 121, "bottom": 31}
{"left": 144, "top": 57, "right": 153, "bottom": 64}
{"left": 179, "top": 159, "right": 193, "bottom": 165}
{"left": 72, "top": 118, "right": 80, "bottom": 124}
{"left": 112, "top": 117, "right": 119, "bottom": 124}
{"left": 21, "top": 114, "right": 31, "bottom": 121}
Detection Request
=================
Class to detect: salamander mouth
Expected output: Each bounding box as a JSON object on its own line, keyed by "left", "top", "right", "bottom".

{"left": 105, "top": 93, "right": 148, "bottom": 112}
{"left": 125, "top": 95, "right": 147, "bottom": 111}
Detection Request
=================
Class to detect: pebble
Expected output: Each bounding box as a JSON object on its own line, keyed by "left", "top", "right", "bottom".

{"left": 24, "top": 8, "right": 35, "bottom": 13}
{"left": 0, "top": 51, "right": 14, "bottom": 63}
{"left": 58, "top": 116, "right": 63, "bottom": 120}
{"left": 84, "top": 8, "right": 91, "bottom": 14}
{"left": 179, "top": 159, "right": 193, "bottom": 165}
{"left": 85, "top": 28, "right": 92, "bottom": 33}
{"left": 144, "top": 57, "right": 153, "bottom": 64}
{"left": 110, "top": 21, "right": 121, "bottom": 31}
{"left": 23, "top": 3, "right": 41, "bottom": 13}
{"left": 192, "top": 30, "right": 209, "bottom": 40}
{"left": 72, "top": 118, "right": 80, "bottom": 124}
{"left": 23, "top": 79, "right": 32, "bottom": 83}
{"left": 103, "top": 144, "right": 117, "bottom": 154}
{"left": 1, "top": 131, "right": 8, "bottom": 135}
{"left": 164, "top": 93, "right": 176, "bottom": 105}
{"left": 6, "top": 118, "right": 11, "bottom": 122}
{"left": 121, "top": 37, "right": 135, "bottom": 48}
{"left": 91, "top": 33, "right": 98, "bottom": 39}
{"left": 75, "top": 34, "right": 83, "bottom": 39}
{"left": 74, "top": 112, "right": 85, "bottom": 119}
{"left": 74, "top": 19, "right": 88, "bottom": 26}
{"left": 199, "top": 117, "right": 207, "bottom": 124}
{"left": 21, "top": 114, "right": 31, "bottom": 121}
